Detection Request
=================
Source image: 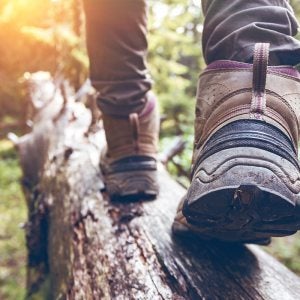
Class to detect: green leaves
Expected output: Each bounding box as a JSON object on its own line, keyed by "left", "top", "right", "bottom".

{"left": 147, "top": 1, "right": 202, "bottom": 176}
{"left": 148, "top": 0, "right": 203, "bottom": 124}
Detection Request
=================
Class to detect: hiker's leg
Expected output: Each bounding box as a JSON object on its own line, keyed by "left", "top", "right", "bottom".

{"left": 83, "top": 0, "right": 151, "bottom": 116}
{"left": 174, "top": 0, "right": 300, "bottom": 244}
{"left": 201, "top": 0, "right": 300, "bottom": 65}
{"left": 83, "top": 0, "right": 159, "bottom": 200}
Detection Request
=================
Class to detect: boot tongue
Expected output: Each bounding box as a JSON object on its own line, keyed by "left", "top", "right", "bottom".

{"left": 207, "top": 60, "right": 300, "bottom": 79}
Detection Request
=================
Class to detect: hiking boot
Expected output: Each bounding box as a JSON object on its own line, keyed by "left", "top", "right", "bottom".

{"left": 173, "top": 43, "right": 300, "bottom": 244}
{"left": 100, "top": 92, "right": 159, "bottom": 200}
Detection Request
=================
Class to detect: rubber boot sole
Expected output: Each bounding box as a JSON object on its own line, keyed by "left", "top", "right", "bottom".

{"left": 104, "top": 169, "right": 159, "bottom": 201}
{"left": 181, "top": 147, "right": 300, "bottom": 244}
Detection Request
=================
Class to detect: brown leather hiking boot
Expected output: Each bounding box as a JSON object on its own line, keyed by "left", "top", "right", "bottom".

{"left": 100, "top": 92, "right": 159, "bottom": 200}
{"left": 173, "top": 43, "right": 300, "bottom": 244}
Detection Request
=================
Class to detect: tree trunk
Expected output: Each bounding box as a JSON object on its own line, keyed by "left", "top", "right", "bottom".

{"left": 15, "top": 72, "right": 300, "bottom": 300}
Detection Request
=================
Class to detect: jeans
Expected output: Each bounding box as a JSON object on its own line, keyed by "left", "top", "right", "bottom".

{"left": 83, "top": 0, "right": 300, "bottom": 116}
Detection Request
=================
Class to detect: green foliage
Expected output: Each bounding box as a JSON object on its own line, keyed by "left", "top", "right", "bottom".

{"left": 267, "top": 234, "right": 300, "bottom": 274}
{"left": 149, "top": 0, "right": 203, "bottom": 125}
{"left": 0, "top": 140, "right": 26, "bottom": 300}
{"left": 0, "top": 0, "right": 87, "bottom": 123}
{"left": 148, "top": 1, "right": 203, "bottom": 177}
{"left": 0, "top": 1, "right": 53, "bottom": 120}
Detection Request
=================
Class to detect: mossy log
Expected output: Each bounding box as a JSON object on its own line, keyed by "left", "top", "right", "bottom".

{"left": 15, "top": 72, "right": 300, "bottom": 300}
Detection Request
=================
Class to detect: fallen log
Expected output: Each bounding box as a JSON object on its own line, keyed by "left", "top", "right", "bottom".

{"left": 15, "top": 72, "right": 300, "bottom": 299}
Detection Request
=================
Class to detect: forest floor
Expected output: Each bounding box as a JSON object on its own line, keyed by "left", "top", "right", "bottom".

{"left": 0, "top": 139, "right": 26, "bottom": 300}
{"left": 1, "top": 137, "right": 300, "bottom": 299}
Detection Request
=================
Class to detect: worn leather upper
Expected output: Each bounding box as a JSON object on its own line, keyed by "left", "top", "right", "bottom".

{"left": 102, "top": 92, "right": 159, "bottom": 163}
{"left": 193, "top": 44, "right": 300, "bottom": 168}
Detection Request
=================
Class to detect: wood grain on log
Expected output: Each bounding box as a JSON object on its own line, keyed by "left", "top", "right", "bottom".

{"left": 17, "top": 73, "right": 300, "bottom": 300}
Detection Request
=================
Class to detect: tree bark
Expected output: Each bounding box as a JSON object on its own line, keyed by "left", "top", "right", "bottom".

{"left": 16, "top": 72, "right": 300, "bottom": 300}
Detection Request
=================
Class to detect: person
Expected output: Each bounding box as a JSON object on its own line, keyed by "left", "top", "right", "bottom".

{"left": 83, "top": 0, "right": 300, "bottom": 244}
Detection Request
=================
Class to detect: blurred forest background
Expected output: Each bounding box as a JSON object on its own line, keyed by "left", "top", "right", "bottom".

{"left": 0, "top": 0, "right": 300, "bottom": 299}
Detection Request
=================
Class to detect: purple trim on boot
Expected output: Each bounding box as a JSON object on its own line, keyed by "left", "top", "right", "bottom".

{"left": 272, "top": 66, "right": 300, "bottom": 78}
{"left": 207, "top": 61, "right": 251, "bottom": 70}
{"left": 207, "top": 60, "right": 300, "bottom": 79}
{"left": 139, "top": 93, "right": 156, "bottom": 118}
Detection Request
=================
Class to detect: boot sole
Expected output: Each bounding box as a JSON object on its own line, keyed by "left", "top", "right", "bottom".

{"left": 182, "top": 147, "right": 300, "bottom": 243}
{"left": 104, "top": 170, "right": 159, "bottom": 201}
